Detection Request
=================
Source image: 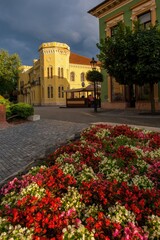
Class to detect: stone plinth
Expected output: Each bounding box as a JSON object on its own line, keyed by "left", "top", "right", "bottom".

{"left": 101, "top": 101, "right": 128, "bottom": 109}
{"left": 27, "top": 115, "right": 40, "bottom": 121}
{"left": 135, "top": 101, "right": 160, "bottom": 111}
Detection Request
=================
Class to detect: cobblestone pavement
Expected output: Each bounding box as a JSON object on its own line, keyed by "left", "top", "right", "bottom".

{"left": 0, "top": 107, "right": 160, "bottom": 187}
{"left": 0, "top": 119, "right": 89, "bottom": 186}
{"left": 35, "top": 106, "right": 160, "bottom": 129}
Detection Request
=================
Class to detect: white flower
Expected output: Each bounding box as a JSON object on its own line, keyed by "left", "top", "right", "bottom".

{"left": 108, "top": 202, "right": 136, "bottom": 224}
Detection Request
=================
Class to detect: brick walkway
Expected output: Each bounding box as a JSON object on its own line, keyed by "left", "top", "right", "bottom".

{"left": 0, "top": 119, "right": 89, "bottom": 187}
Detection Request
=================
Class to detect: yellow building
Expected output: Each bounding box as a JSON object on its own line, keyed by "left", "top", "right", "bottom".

{"left": 18, "top": 42, "right": 99, "bottom": 106}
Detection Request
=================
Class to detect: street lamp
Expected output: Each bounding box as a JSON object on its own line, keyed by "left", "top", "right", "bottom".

{"left": 90, "top": 57, "right": 97, "bottom": 112}
{"left": 90, "top": 57, "right": 97, "bottom": 70}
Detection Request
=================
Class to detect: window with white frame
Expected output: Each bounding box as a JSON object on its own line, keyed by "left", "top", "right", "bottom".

{"left": 138, "top": 11, "right": 151, "bottom": 29}
{"left": 110, "top": 24, "right": 118, "bottom": 37}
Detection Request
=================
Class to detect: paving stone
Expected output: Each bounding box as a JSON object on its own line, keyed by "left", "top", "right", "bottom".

{"left": 0, "top": 119, "right": 88, "bottom": 187}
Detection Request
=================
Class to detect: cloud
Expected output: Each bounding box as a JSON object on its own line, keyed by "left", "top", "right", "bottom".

{"left": 0, "top": 0, "right": 100, "bottom": 65}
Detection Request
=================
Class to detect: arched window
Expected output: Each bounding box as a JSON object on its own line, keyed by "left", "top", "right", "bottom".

{"left": 70, "top": 72, "right": 75, "bottom": 81}
{"left": 58, "top": 86, "right": 64, "bottom": 98}
{"left": 58, "top": 67, "right": 64, "bottom": 78}
{"left": 62, "top": 86, "right": 64, "bottom": 98}
{"left": 58, "top": 86, "right": 61, "bottom": 98}
{"left": 58, "top": 67, "right": 61, "bottom": 78}
{"left": 51, "top": 67, "right": 53, "bottom": 78}
{"left": 48, "top": 85, "right": 53, "bottom": 98}
{"left": 81, "top": 72, "right": 85, "bottom": 82}
{"left": 47, "top": 66, "right": 53, "bottom": 78}
{"left": 48, "top": 86, "right": 50, "bottom": 98}
{"left": 81, "top": 72, "right": 85, "bottom": 87}
{"left": 47, "top": 67, "right": 50, "bottom": 79}
{"left": 61, "top": 68, "right": 63, "bottom": 78}
{"left": 51, "top": 86, "right": 53, "bottom": 98}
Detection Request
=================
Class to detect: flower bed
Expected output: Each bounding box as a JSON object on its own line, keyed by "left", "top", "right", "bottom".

{"left": 0, "top": 124, "right": 160, "bottom": 239}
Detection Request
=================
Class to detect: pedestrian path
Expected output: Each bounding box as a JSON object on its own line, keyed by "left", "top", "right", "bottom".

{"left": 0, "top": 119, "right": 89, "bottom": 187}
{"left": 92, "top": 121, "right": 160, "bottom": 133}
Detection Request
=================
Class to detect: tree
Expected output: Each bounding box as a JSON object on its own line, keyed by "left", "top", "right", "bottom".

{"left": 97, "top": 22, "right": 160, "bottom": 113}
{"left": 133, "top": 25, "right": 160, "bottom": 113}
{"left": 0, "top": 50, "right": 21, "bottom": 99}
{"left": 86, "top": 70, "right": 103, "bottom": 112}
{"left": 86, "top": 69, "right": 103, "bottom": 83}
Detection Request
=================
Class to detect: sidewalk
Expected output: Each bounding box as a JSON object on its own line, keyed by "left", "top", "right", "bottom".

{"left": 0, "top": 119, "right": 89, "bottom": 187}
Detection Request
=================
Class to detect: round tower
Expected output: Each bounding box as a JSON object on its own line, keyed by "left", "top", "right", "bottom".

{"left": 38, "top": 42, "right": 70, "bottom": 105}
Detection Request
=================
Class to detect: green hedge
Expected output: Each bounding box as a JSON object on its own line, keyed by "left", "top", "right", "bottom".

{"left": 11, "top": 103, "right": 34, "bottom": 119}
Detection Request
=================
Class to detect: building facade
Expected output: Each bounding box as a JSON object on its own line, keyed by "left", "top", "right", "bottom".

{"left": 89, "top": 0, "right": 160, "bottom": 110}
{"left": 18, "top": 42, "right": 97, "bottom": 106}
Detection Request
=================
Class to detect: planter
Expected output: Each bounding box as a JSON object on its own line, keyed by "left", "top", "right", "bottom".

{"left": 135, "top": 101, "right": 160, "bottom": 111}
{"left": 101, "top": 101, "right": 128, "bottom": 109}
{"left": 27, "top": 114, "right": 40, "bottom": 121}
{"left": 0, "top": 104, "right": 6, "bottom": 123}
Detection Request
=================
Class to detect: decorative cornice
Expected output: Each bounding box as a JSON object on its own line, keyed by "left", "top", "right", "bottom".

{"left": 70, "top": 64, "right": 91, "bottom": 69}
{"left": 105, "top": 11, "right": 124, "bottom": 22}
{"left": 41, "top": 49, "right": 69, "bottom": 55}
{"left": 39, "top": 42, "right": 70, "bottom": 52}
{"left": 88, "top": 0, "right": 132, "bottom": 19}
{"left": 130, "top": 0, "right": 155, "bottom": 10}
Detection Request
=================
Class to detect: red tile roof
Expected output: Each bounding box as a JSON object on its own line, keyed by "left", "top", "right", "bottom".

{"left": 70, "top": 52, "right": 92, "bottom": 65}
{"left": 70, "top": 52, "right": 101, "bottom": 68}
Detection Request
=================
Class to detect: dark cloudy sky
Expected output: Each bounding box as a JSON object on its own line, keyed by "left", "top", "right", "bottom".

{"left": 0, "top": 0, "right": 100, "bottom": 65}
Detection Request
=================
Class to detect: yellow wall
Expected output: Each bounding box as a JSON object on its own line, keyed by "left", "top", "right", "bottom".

{"left": 18, "top": 42, "right": 96, "bottom": 106}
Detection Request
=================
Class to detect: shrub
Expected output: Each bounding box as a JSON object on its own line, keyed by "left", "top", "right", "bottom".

{"left": 11, "top": 102, "right": 34, "bottom": 119}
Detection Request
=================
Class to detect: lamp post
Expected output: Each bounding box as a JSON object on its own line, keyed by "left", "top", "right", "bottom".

{"left": 90, "top": 57, "right": 97, "bottom": 112}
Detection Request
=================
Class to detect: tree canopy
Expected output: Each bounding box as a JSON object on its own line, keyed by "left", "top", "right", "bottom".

{"left": 133, "top": 25, "right": 160, "bottom": 86}
{"left": 0, "top": 50, "right": 21, "bottom": 97}
{"left": 86, "top": 69, "right": 103, "bottom": 83}
{"left": 97, "top": 23, "right": 136, "bottom": 86}
{"left": 97, "top": 22, "right": 160, "bottom": 113}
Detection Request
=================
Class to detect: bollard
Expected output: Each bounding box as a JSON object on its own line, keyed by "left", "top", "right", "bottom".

{"left": 0, "top": 104, "right": 6, "bottom": 123}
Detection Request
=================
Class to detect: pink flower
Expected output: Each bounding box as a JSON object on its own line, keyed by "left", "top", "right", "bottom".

{"left": 66, "top": 208, "right": 76, "bottom": 217}
{"left": 75, "top": 218, "right": 81, "bottom": 227}
{"left": 113, "top": 229, "right": 120, "bottom": 237}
